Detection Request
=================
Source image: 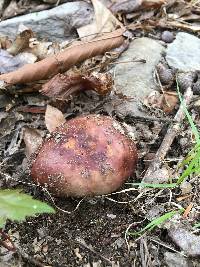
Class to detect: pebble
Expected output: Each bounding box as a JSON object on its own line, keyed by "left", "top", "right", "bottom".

{"left": 161, "top": 31, "right": 174, "bottom": 43}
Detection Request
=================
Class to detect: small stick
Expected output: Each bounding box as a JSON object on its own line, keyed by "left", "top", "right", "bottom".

{"left": 182, "top": 202, "right": 193, "bottom": 218}
{"left": 75, "top": 237, "right": 112, "bottom": 265}
{"left": 142, "top": 87, "right": 193, "bottom": 183}
{"left": 0, "top": 229, "right": 16, "bottom": 251}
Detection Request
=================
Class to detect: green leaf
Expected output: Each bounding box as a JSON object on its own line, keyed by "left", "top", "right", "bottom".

{"left": 0, "top": 189, "right": 55, "bottom": 228}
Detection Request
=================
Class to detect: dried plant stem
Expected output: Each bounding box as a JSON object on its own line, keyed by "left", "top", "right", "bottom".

{"left": 143, "top": 87, "right": 193, "bottom": 183}
{"left": 0, "top": 229, "right": 16, "bottom": 251}
{"left": 0, "top": 29, "right": 126, "bottom": 85}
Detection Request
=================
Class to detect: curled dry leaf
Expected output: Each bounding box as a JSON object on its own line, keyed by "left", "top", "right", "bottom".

{"left": 23, "top": 127, "right": 43, "bottom": 157}
{"left": 0, "top": 29, "right": 125, "bottom": 85}
{"left": 0, "top": 36, "right": 11, "bottom": 50}
{"left": 45, "top": 104, "right": 65, "bottom": 132}
{"left": 28, "top": 38, "right": 60, "bottom": 60}
{"left": 144, "top": 90, "right": 178, "bottom": 113}
{"left": 41, "top": 72, "right": 113, "bottom": 99}
{"left": 7, "top": 29, "right": 34, "bottom": 56}
{"left": 77, "top": 0, "right": 122, "bottom": 41}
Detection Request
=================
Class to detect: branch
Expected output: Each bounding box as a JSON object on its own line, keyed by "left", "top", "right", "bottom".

{"left": 0, "top": 29, "right": 126, "bottom": 85}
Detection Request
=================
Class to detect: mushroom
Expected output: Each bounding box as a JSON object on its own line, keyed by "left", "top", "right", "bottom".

{"left": 31, "top": 114, "right": 138, "bottom": 197}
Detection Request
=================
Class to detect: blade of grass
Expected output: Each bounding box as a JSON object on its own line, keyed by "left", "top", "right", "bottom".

{"left": 176, "top": 78, "right": 200, "bottom": 144}
{"left": 177, "top": 146, "right": 200, "bottom": 184}
{"left": 128, "top": 183, "right": 177, "bottom": 189}
{"left": 193, "top": 222, "right": 200, "bottom": 228}
{"left": 129, "top": 209, "right": 184, "bottom": 236}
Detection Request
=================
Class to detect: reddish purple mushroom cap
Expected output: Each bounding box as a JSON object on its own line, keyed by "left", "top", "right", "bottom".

{"left": 31, "top": 114, "right": 138, "bottom": 197}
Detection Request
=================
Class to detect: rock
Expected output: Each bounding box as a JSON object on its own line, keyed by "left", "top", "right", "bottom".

{"left": 168, "top": 224, "right": 200, "bottom": 257}
{"left": 108, "top": 38, "right": 165, "bottom": 118}
{"left": 164, "top": 252, "right": 192, "bottom": 267}
{"left": 180, "top": 181, "right": 193, "bottom": 195}
{"left": 143, "top": 166, "right": 170, "bottom": 184}
{"left": 0, "top": 2, "right": 93, "bottom": 41}
{"left": 193, "top": 74, "right": 200, "bottom": 95}
{"left": 166, "top": 32, "right": 200, "bottom": 72}
{"left": 0, "top": 0, "right": 5, "bottom": 15}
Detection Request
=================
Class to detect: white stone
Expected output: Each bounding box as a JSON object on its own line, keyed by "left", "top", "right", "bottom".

{"left": 166, "top": 32, "right": 200, "bottom": 71}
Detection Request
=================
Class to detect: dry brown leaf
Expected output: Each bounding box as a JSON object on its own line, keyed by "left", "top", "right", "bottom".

{"left": 23, "top": 127, "right": 43, "bottom": 157}
{"left": 161, "top": 92, "right": 178, "bottom": 113}
{"left": 0, "top": 36, "right": 12, "bottom": 50}
{"left": 45, "top": 105, "right": 65, "bottom": 132}
{"left": 77, "top": 0, "right": 122, "bottom": 40}
{"left": 144, "top": 90, "right": 178, "bottom": 113}
{"left": 41, "top": 72, "right": 113, "bottom": 99}
{"left": 0, "top": 29, "right": 125, "bottom": 85}
{"left": 7, "top": 29, "right": 34, "bottom": 56}
{"left": 28, "top": 39, "right": 60, "bottom": 60}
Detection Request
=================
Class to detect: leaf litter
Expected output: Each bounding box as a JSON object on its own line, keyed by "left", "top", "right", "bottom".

{"left": 1, "top": 0, "right": 200, "bottom": 266}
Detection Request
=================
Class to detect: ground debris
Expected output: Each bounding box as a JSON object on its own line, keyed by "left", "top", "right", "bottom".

{"left": 168, "top": 223, "right": 200, "bottom": 257}
{"left": 164, "top": 252, "right": 192, "bottom": 267}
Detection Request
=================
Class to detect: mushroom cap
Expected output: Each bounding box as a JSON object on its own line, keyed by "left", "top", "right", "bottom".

{"left": 31, "top": 114, "right": 138, "bottom": 197}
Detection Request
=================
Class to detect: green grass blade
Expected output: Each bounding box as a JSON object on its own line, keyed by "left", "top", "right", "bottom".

{"left": 129, "top": 183, "right": 177, "bottom": 189}
{"left": 129, "top": 209, "right": 184, "bottom": 236}
{"left": 194, "top": 222, "right": 200, "bottom": 228}
{"left": 177, "top": 146, "right": 200, "bottom": 184}
{"left": 176, "top": 79, "right": 200, "bottom": 144}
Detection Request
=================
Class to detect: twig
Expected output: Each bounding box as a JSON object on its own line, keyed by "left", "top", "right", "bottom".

{"left": 0, "top": 231, "right": 48, "bottom": 267}
{"left": 142, "top": 87, "right": 193, "bottom": 183}
{"left": 150, "top": 237, "right": 187, "bottom": 257}
{"left": 0, "top": 229, "right": 16, "bottom": 252}
{"left": 75, "top": 237, "right": 112, "bottom": 265}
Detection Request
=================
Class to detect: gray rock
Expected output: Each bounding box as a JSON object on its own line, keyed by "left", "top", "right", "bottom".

{"left": 109, "top": 38, "right": 164, "bottom": 118}
{"left": 166, "top": 32, "right": 200, "bottom": 71}
{"left": 0, "top": 0, "right": 5, "bottom": 14}
{"left": 164, "top": 252, "right": 192, "bottom": 267}
{"left": 168, "top": 224, "right": 200, "bottom": 257}
{"left": 0, "top": 2, "right": 93, "bottom": 41}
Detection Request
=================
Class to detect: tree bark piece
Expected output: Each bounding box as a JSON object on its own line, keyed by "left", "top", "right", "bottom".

{"left": 0, "top": 29, "right": 125, "bottom": 85}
